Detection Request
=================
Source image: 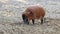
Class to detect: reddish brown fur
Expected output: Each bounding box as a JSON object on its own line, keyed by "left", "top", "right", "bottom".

{"left": 22, "top": 5, "right": 45, "bottom": 20}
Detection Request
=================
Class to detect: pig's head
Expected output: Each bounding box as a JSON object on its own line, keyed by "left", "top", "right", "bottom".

{"left": 22, "top": 11, "right": 33, "bottom": 24}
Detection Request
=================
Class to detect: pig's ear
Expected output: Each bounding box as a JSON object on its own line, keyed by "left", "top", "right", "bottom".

{"left": 28, "top": 10, "right": 33, "bottom": 14}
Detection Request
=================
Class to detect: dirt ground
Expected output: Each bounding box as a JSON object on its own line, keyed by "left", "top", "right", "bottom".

{"left": 0, "top": 18, "right": 60, "bottom": 34}
{"left": 0, "top": 0, "right": 60, "bottom": 34}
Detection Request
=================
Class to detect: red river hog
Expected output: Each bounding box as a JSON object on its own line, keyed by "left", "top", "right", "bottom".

{"left": 22, "top": 5, "right": 45, "bottom": 24}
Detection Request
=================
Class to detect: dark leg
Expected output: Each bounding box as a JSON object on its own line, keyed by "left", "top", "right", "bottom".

{"left": 32, "top": 19, "right": 34, "bottom": 24}
{"left": 41, "top": 18, "right": 43, "bottom": 24}
{"left": 26, "top": 18, "right": 29, "bottom": 25}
